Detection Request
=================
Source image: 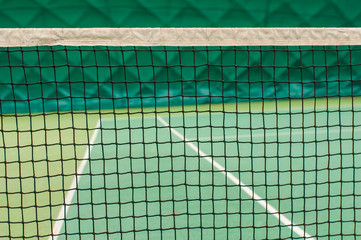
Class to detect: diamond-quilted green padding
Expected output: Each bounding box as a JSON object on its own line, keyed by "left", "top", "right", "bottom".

{"left": 1, "top": 46, "right": 361, "bottom": 114}
{"left": 267, "top": 3, "right": 309, "bottom": 27}
{"left": 308, "top": 2, "right": 353, "bottom": 27}
{"left": 0, "top": 0, "right": 361, "bottom": 27}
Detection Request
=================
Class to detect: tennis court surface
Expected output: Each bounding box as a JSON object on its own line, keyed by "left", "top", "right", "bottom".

{"left": 1, "top": 28, "right": 361, "bottom": 239}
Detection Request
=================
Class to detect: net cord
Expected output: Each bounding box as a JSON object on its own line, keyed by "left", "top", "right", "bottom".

{"left": 1, "top": 28, "right": 361, "bottom": 47}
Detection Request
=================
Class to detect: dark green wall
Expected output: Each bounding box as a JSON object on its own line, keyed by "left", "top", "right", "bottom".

{"left": 1, "top": 46, "right": 361, "bottom": 114}
{"left": 2, "top": 1, "right": 361, "bottom": 114}
{"left": 1, "top": 0, "right": 361, "bottom": 27}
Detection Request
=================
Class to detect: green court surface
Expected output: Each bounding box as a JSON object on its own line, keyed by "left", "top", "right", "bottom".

{"left": 1, "top": 98, "right": 361, "bottom": 239}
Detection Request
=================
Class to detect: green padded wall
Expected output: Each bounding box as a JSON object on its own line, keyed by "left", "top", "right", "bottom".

{"left": 0, "top": 0, "right": 361, "bottom": 28}
{"left": 1, "top": 46, "right": 361, "bottom": 114}
{"left": 1, "top": 1, "right": 361, "bottom": 114}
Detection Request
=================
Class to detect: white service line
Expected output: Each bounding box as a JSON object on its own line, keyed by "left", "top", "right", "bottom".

{"left": 186, "top": 127, "right": 356, "bottom": 141}
{"left": 49, "top": 120, "right": 101, "bottom": 240}
{"left": 157, "top": 116, "right": 314, "bottom": 240}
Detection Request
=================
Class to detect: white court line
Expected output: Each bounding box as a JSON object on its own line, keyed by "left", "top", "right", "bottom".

{"left": 107, "top": 114, "right": 358, "bottom": 142}
{"left": 186, "top": 127, "right": 357, "bottom": 141}
{"left": 157, "top": 116, "right": 314, "bottom": 240}
{"left": 49, "top": 120, "right": 101, "bottom": 240}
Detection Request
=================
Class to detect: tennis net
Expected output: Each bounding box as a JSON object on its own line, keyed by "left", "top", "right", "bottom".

{"left": 1, "top": 28, "right": 361, "bottom": 239}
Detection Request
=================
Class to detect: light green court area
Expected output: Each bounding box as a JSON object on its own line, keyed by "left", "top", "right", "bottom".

{"left": 1, "top": 97, "right": 361, "bottom": 239}
{"left": 0, "top": 112, "right": 99, "bottom": 239}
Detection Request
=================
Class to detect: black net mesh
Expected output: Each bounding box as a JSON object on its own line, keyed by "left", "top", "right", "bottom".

{"left": 0, "top": 45, "right": 361, "bottom": 239}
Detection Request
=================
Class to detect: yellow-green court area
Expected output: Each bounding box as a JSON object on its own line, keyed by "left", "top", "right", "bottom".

{"left": 1, "top": 98, "right": 361, "bottom": 239}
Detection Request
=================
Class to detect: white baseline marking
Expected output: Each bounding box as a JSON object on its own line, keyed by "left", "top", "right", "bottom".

{"left": 157, "top": 116, "right": 314, "bottom": 240}
{"left": 49, "top": 120, "right": 101, "bottom": 240}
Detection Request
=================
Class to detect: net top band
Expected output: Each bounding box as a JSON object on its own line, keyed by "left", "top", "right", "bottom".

{"left": 1, "top": 28, "right": 361, "bottom": 47}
